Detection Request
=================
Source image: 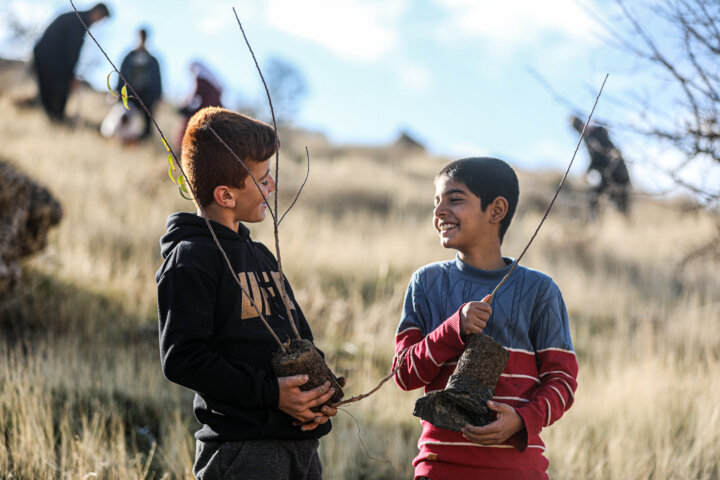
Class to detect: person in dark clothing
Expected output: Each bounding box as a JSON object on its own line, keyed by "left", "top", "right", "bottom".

{"left": 32, "top": 3, "right": 110, "bottom": 121}
{"left": 117, "top": 28, "right": 162, "bottom": 140}
{"left": 156, "top": 107, "right": 337, "bottom": 480}
{"left": 571, "top": 116, "right": 632, "bottom": 218}
{"left": 175, "top": 61, "right": 223, "bottom": 151}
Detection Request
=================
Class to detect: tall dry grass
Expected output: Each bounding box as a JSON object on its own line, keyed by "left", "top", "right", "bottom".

{"left": 0, "top": 75, "right": 719, "bottom": 479}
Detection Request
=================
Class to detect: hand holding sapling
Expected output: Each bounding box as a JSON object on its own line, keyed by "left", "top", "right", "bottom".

{"left": 460, "top": 301, "right": 491, "bottom": 336}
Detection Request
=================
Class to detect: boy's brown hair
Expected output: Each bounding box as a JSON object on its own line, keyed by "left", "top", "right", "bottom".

{"left": 181, "top": 107, "right": 277, "bottom": 207}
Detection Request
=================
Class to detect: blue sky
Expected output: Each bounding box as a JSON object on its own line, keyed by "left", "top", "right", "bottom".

{"left": 3, "top": 0, "right": 718, "bottom": 194}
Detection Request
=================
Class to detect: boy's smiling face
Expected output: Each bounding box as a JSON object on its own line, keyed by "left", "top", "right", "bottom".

{"left": 231, "top": 158, "right": 275, "bottom": 223}
{"left": 433, "top": 175, "right": 492, "bottom": 254}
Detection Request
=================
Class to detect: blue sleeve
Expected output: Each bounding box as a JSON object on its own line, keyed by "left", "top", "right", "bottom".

{"left": 398, "top": 270, "right": 431, "bottom": 335}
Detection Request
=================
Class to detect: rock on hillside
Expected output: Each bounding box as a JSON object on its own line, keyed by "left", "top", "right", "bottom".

{"left": 0, "top": 158, "right": 62, "bottom": 296}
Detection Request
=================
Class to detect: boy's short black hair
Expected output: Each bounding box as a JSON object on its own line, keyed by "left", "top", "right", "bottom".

{"left": 181, "top": 107, "right": 277, "bottom": 208}
{"left": 437, "top": 157, "right": 519, "bottom": 242}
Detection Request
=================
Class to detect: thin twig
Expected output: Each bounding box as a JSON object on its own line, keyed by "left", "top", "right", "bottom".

{"left": 69, "top": 0, "right": 285, "bottom": 350}
{"left": 487, "top": 74, "right": 609, "bottom": 302}
{"left": 526, "top": 66, "right": 613, "bottom": 127}
{"left": 233, "top": 8, "right": 301, "bottom": 340}
{"left": 526, "top": 66, "right": 586, "bottom": 118}
{"left": 279, "top": 146, "right": 311, "bottom": 225}
{"left": 338, "top": 407, "right": 396, "bottom": 475}
{"left": 331, "top": 349, "right": 408, "bottom": 407}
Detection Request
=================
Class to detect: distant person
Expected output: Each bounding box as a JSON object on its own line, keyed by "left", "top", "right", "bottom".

{"left": 100, "top": 101, "right": 144, "bottom": 145}
{"left": 32, "top": 3, "right": 110, "bottom": 121}
{"left": 117, "top": 28, "right": 162, "bottom": 140}
{"left": 175, "top": 61, "right": 223, "bottom": 150}
{"left": 393, "top": 157, "right": 578, "bottom": 480}
{"left": 156, "top": 107, "right": 337, "bottom": 479}
{"left": 571, "top": 116, "right": 632, "bottom": 218}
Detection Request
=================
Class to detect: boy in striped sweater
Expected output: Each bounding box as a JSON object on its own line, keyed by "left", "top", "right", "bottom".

{"left": 393, "top": 157, "right": 578, "bottom": 480}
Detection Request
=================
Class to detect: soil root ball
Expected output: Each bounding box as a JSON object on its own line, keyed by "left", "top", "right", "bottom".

{"left": 271, "top": 339, "right": 344, "bottom": 411}
{"left": 413, "top": 334, "right": 508, "bottom": 431}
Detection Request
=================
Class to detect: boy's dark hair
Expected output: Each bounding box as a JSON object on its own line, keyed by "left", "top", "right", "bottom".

{"left": 181, "top": 107, "right": 277, "bottom": 208}
{"left": 437, "top": 157, "right": 519, "bottom": 242}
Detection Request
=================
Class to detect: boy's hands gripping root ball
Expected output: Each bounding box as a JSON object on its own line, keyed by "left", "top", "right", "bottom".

{"left": 462, "top": 400, "right": 524, "bottom": 445}
{"left": 278, "top": 375, "right": 338, "bottom": 431}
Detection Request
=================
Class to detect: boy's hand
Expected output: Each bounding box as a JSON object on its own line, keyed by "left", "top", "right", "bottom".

{"left": 461, "top": 401, "right": 524, "bottom": 445}
{"left": 292, "top": 404, "right": 338, "bottom": 431}
{"left": 460, "top": 301, "right": 492, "bottom": 336}
{"left": 277, "top": 375, "right": 335, "bottom": 429}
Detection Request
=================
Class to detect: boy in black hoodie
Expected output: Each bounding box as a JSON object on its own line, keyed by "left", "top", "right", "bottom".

{"left": 156, "top": 107, "right": 337, "bottom": 479}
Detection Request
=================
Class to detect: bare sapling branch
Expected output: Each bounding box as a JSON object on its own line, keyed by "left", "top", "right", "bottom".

{"left": 526, "top": 66, "right": 586, "bottom": 120}
{"left": 486, "top": 74, "right": 609, "bottom": 304}
{"left": 233, "top": 8, "right": 301, "bottom": 341}
{"left": 279, "top": 147, "right": 311, "bottom": 225}
{"left": 68, "top": 0, "right": 286, "bottom": 350}
{"left": 331, "top": 349, "right": 409, "bottom": 407}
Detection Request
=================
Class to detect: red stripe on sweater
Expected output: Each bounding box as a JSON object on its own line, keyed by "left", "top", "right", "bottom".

{"left": 395, "top": 329, "right": 577, "bottom": 478}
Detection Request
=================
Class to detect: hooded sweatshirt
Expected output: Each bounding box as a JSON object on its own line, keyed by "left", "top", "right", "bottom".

{"left": 156, "top": 212, "right": 331, "bottom": 442}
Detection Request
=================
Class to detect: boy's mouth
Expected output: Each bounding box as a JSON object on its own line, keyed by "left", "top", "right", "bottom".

{"left": 438, "top": 222, "right": 458, "bottom": 233}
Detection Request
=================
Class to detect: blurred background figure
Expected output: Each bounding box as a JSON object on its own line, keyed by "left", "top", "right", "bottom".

{"left": 32, "top": 3, "right": 110, "bottom": 122}
{"left": 175, "top": 60, "right": 223, "bottom": 149}
{"left": 116, "top": 27, "right": 162, "bottom": 140}
{"left": 571, "top": 115, "right": 632, "bottom": 219}
{"left": 100, "top": 101, "right": 144, "bottom": 145}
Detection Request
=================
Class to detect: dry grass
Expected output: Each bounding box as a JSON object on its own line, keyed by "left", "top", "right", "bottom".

{"left": 1, "top": 70, "right": 719, "bottom": 479}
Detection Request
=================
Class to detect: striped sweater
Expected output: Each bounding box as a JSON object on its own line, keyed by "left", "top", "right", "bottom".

{"left": 393, "top": 257, "right": 578, "bottom": 480}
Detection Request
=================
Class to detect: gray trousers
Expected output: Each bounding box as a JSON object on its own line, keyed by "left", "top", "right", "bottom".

{"left": 193, "top": 438, "right": 322, "bottom": 480}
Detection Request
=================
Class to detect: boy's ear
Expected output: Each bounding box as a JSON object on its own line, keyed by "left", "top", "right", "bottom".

{"left": 212, "top": 185, "right": 236, "bottom": 208}
{"left": 488, "top": 196, "right": 509, "bottom": 224}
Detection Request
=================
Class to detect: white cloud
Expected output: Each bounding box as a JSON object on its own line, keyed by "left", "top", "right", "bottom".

{"left": 263, "top": 0, "right": 407, "bottom": 62}
{"left": 431, "top": 0, "right": 602, "bottom": 52}
{"left": 397, "top": 61, "right": 431, "bottom": 93}
{"left": 1, "top": 0, "right": 56, "bottom": 43}
{"left": 193, "top": 1, "right": 261, "bottom": 37}
{"left": 9, "top": 0, "right": 58, "bottom": 20}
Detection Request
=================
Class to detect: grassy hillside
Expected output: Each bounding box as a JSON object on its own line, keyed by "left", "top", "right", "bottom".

{"left": 1, "top": 66, "right": 719, "bottom": 479}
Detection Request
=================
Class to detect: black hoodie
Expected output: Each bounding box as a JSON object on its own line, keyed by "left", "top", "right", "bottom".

{"left": 156, "top": 212, "right": 331, "bottom": 441}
